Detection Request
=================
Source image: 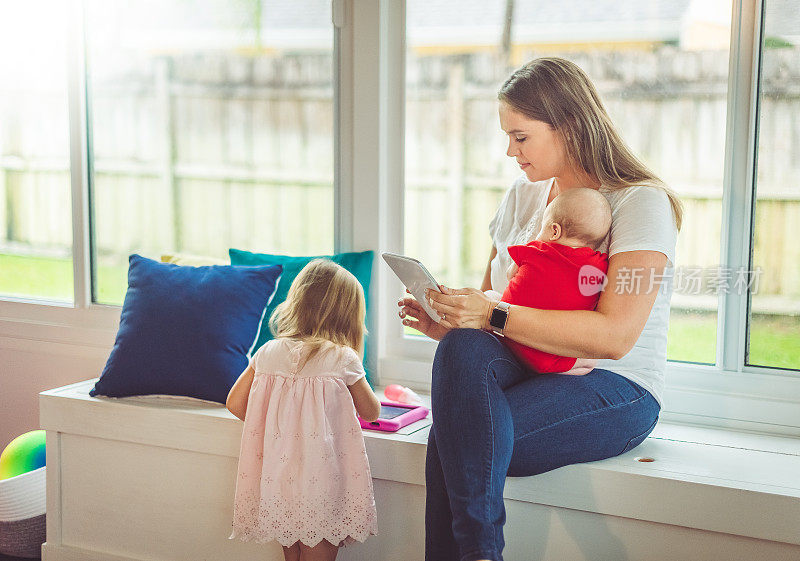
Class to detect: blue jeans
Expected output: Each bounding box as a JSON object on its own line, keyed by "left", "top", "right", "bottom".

{"left": 425, "top": 329, "right": 661, "bottom": 561}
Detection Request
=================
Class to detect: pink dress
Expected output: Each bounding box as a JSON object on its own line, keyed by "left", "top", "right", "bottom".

{"left": 229, "top": 338, "right": 378, "bottom": 548}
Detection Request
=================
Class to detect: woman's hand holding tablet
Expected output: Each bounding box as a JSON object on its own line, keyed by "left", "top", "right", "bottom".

{"left": 382, "top": 252, "right": 444, "bottom": 323}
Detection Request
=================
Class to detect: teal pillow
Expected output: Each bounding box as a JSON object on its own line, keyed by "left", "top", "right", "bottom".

{"left": 229, "top": 248, "right": 374, "bottom": 385}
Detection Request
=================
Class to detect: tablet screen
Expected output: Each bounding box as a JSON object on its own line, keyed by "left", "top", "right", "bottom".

{"left": 379, "top": 405, "right": 414, "bottom": 419}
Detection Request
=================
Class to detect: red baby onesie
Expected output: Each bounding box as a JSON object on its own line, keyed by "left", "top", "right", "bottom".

{"left": 501, "top": 240, "right": 609, "bottom": 373}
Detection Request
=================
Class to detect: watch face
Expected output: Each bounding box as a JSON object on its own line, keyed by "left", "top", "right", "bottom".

{"left": 490, "top": 306, "right": 507, "bottom": 329}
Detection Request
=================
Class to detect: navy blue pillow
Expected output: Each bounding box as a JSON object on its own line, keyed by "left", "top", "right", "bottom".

{"left": 90, "top": 254, "right": 282, "bottom": 404}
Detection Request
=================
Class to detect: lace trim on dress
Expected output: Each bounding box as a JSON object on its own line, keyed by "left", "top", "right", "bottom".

{"left": 229, "top": 488, "right": 378, "bottom": 548}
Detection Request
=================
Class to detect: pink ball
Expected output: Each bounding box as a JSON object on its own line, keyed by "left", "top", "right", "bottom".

{"left": 384, "top": 384, "right": 405, "bottom": 401}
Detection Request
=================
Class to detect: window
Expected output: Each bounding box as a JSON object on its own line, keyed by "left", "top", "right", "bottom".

{"left": 747, "top": 0, "right": 800, "bottom": 371}
{"left": 0, "top": 2, "right": 73, "bottom": 302}
{"left": 389, "top": 0, "right": 800, "bottom": 429}
{"left": 403, "top": 0, "right": 732, "bottom": 366}
{"left": 84, "top": 0, "right": 335, "bottom": 305}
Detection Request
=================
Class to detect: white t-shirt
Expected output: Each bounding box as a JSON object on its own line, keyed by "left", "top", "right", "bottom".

{"left": 488, "top": 176, "right": 677, "bottom": 408}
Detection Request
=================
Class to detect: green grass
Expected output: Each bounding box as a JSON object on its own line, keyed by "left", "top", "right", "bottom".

{"left": 667, "top": 311, "right": 717, "bottom": 364}
{"left": 0, "top": 253, "right": 128, "bottom": 304}
{"left": 666, "top": 311, "right": 800, "bottom": 369}
{"left": 0, "top": 253, "right": 74, "bottom": 301}
{"left": 3, "top": 253, "right": 799, "bottom": 370}
{"left": 749, "top": 315, "right": 800, "bottom": 370}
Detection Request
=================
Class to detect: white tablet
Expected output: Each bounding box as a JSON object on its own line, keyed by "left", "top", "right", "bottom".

{"left": 382, "top": 252, "right": 443, "bottom": 323}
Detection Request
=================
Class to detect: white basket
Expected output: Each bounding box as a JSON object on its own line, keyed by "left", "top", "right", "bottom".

{"left": 0, "top": 466, "right": 46, "bottom": 522}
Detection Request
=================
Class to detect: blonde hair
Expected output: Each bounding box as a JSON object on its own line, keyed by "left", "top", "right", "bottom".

{"left": 498, "top": 57, "right": 683, "bottom": 231}
{"left": 269, "top": 259, "right": 367, "bottom": 370}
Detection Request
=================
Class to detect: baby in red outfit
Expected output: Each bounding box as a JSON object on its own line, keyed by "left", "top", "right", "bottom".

{"left": 486, "top": 187, "right": 612, "bottom": 375}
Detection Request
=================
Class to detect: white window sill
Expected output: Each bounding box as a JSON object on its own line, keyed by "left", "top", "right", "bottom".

{"left": 41, "top": 378, "right": 800, "bottom": 549}
{"left": 365, "top": 386, "right": 800, "bottom": 547}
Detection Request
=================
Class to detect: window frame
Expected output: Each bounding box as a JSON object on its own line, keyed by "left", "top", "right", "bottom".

{"left": 2, "top": 0, "right": 800, "bottom": 436}
{"left": 0, "top": 0, "right": 122, "bottom": 349}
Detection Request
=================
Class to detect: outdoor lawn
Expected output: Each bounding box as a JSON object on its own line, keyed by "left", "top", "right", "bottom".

{"left": 0, "top": 253, "right": 127, "bottom": 306}
{"left": 2, "top": 253, "right": 798, "bottom": 369}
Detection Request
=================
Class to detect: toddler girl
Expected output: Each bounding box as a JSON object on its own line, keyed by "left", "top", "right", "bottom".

{"left": 226, "top": 259, "right": 381, "bottom": 561}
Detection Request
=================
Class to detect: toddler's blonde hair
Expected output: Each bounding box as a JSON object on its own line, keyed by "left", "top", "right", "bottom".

{"left": 269, "top": 259, "right": 367, "bottom": 369}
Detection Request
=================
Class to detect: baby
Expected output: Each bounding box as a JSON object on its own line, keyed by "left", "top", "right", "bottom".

{"left": 486, "top": 187, "right": 612, "bottom": 375}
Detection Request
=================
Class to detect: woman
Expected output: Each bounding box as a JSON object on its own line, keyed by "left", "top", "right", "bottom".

{"left": 398, "top": 57, "right": 682, "bottom": 561}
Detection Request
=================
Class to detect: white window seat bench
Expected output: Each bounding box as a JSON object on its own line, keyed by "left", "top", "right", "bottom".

{"left": 39, "top": 379, "right": 800, "bottom": 561}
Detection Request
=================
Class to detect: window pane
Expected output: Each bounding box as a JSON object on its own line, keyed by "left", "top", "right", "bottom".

{"left": 404, "top": 0, "right": 731, "bottom": 363}
{"left": 747, "top": 1, "right": 800, "bottom": 370}
{"left": 85, "top": 0, "right": 334, "bottom": 305}
{"left": 0, "top": 2, "right": 73, "bottom": 302}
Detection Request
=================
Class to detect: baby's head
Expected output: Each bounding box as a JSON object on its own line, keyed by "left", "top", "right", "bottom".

{"left": 269, "top": 259, "right": 367, "bottom": 354}
{"left": 535, "top": 188, "right": 612, "bottom": 250}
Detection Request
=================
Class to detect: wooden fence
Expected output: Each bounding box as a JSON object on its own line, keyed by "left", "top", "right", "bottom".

{"left": 1, "top": 49, "right": 799, "bottom": 299}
